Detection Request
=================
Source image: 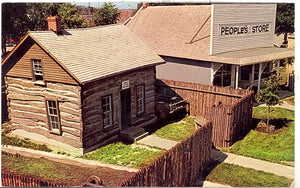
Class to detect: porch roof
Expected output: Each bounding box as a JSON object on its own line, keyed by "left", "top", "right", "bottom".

{"left": 211, "top": 47, "right": 294, "bottom": 66}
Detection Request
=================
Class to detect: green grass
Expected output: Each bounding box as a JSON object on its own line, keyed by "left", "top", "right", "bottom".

{"left": 1, "top": 152, "right": 134, "bottom": 186}
{"left": 252, "top": 106, "right": 294, "bottom": 120}
{"left": 1, "top": 124, "right": 52, "bottom": 152}
{"left": 80, "top": 142, "right": 164, "bottom": 168}
{"left": 206, "top": 163, "right": 293, "bottom": 187}
{"left": 154, "top": 116, "right": 196, "bottom": 142}
{"left": 283, "top": 96, "right": 295, "bottom": 105}
{"left": 230, "top": 107, "right": 294, "bottom": 163}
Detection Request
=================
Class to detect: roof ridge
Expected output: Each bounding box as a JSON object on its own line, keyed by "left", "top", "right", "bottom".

{"left": 64, "top": 24, "right": 123, "bottom": 31}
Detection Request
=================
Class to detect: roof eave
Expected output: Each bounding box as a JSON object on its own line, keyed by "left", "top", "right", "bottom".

{"left": 2, "top": 33, "right": 30, "bottom": 65}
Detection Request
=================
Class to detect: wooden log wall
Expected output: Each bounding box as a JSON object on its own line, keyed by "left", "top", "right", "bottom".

{"left": 157, "top": 79, "right": 254, "bottom": 148}
{"left": 6, "top": 76, "right": 83, "bottom": 148}
{"left": 81, "top": 66, "right": 157, "bottom": 152}
{"left": 1, "top": 171, "right": 63, "bottom": 187}
{"left": 121, "top": 119, "right": 212, "bottom": 187}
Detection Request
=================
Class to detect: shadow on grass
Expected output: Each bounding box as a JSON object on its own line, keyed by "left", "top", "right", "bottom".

{"left": 145, "top": 108, "right": 188, "bottom": 135}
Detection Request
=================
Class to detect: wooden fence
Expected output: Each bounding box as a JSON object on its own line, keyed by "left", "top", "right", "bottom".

{"left": 1, "top": 171, "right": 62, "bottom": 187}
{"left": 121, "top": 118, "right": 212, "bottom": 187}
{"left": 157, "top": 79, "right": 254, "bottom": 147}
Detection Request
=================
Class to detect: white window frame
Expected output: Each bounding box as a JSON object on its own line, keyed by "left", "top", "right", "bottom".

{"left": 46, "top": 100, "right": 61, "bottom": 134}
{"left": 32, "top": 59, "right": 43, "bottom": 81}
{"left": 102, "top": 95, "right": 113, "bottom": 129}
{"left": 136, "top": 85, "right": 145, "bottom": 114}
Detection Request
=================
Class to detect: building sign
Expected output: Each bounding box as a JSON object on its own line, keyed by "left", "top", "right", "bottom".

{"left": 121, "top": 80, "right": 130, "bottom": 90}
{"left": 219, "top": 22, "right": 271, "bottom": 37}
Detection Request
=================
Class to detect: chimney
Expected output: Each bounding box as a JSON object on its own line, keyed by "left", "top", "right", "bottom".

{"left": 142, "top": 3, "right": 149, "bottom": 9}
{"left": 47, "top": 17, "right": 62, "bottom": 34}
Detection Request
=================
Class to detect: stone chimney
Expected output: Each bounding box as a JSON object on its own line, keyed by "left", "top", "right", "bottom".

{"left": 142, "top": 3, "right": 149, "bottom": 9}
{"left": 47, "top": 17, "right": 62, "bottom": 34}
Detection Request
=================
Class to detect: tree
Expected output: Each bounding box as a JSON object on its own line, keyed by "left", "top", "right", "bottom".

{"left": 94, "top": 3, "right": 120, "bottom": 26}
{"left": 2, "top": 3, "right": 29, "bottom": 56}
{"left": 276, "top": 3, "right": 294, "bottom": 44}
{"left": 256, "top": 74, "right": 282, "bottom": 126}
{"left": 58, "top": 3, "right": 87, "bottom": 29}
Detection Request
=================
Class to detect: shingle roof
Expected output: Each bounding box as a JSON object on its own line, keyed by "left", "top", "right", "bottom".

{"left": 126, "top": 5, "right": 294, "bottom": 65}
{"left": 29, "top": 25, "right": 164, "bottom": 83}
{"left": 126, "top": 5, "right": 212, "bottom": 61}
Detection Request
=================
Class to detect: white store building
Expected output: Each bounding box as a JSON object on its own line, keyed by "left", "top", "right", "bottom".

{"left": 126, "top": 3, "right": 294, "bottom": 91}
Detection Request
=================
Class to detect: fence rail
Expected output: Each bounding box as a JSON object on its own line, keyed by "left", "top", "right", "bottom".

{"left": 1, "top": 171, "right": 62, "bottom": 187}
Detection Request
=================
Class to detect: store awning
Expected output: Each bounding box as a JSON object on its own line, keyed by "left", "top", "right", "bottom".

{"left": 211, "top": 47, "right": 294, "bottom": 66}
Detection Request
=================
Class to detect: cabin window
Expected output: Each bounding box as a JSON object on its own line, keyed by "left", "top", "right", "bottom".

{"left": 102, "top": 95, "right": 113, "bottom": 129}
{"left": 213, "top": 64, "right": 232, "bottom": 87}
{"left": 46, "top": 100, "right": 61, "bottom": 134}
{"left": 136, "top": 85, "right": 145, "bottom": 114}
{"left": 32, "top": 59, "right": 43, "bottom": 81}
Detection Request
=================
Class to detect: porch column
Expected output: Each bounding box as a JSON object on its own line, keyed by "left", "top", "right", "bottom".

{"left": 276, "top": 60, "right": 280, "bottom": 78}
{"left": 257, "top": 63, "right": 262, "bottom": 92}
{"left": 235, "top": 65, "right": 239, "bottom": 89}
{"left": 251, "top": 64, "right": 255, "bottom": 86}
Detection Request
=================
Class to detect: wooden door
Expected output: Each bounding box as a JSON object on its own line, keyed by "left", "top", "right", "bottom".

{"left": 121, "top": 88, "right": 131, "bottom": 130}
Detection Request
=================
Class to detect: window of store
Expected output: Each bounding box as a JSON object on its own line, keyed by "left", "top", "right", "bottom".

{"left": 213, "top": 64, "right": 232, "bottom": 87}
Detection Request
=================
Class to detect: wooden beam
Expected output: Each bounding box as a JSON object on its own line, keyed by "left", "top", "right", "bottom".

{"left": 235, "top": 65, "right": 239, "bottom": 89}
{"left": 251, "top": 64, "right": 255, "bottom": 85}
{"left": 257, "top": 63, "right": 262, "bottom": 92}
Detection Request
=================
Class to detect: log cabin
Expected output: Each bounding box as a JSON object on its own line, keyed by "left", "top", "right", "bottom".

{"left": 2, "top": 17, "right": 165, "bottom": 153}
{"left": 126, "top": 3, "right": 294, "bottom": 92}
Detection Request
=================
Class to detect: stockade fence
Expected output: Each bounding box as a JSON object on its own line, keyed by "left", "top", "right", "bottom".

{"left": 121, "top": 118, "right": 212, "bottom": 187}
{"left": 1, "top": 171, "right": 63, "bottom": 187}
{"left": 157, "top": 79, "right": 254, "bottom": 147}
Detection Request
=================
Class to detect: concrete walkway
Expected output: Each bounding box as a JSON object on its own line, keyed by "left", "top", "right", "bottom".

{"left": 210, "top": 149, "right": 295, "bottom": 179}
{"left": 137, "top": 134, "right": 178, "bottom": 150}
{"left": 258, "top": 100, "right": 294, "bottom": 111}
{"left": 10, "top": 129, "right": 83, "bottom": 157}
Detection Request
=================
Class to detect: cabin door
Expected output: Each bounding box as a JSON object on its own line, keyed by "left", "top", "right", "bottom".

{"left": 121, "top": 88, "right": 131, "bottom": 130}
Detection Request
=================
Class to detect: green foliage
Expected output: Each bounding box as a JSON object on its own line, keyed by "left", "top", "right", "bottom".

{"left": 256, "top": 74, "right": 282, "bottom": 125}
{"left": 276, "top": 3, "right": 294, "bottom": 43}
{"left": 80, "top": 142, "right": 163, "bottom": 168}
{"left": 2, "top": 3, "right": 29, "bottom": 55}
{"left": 58, "top": 3, "right": 87, "bottom": 29}
{"left": 154, "top": 116, "right": 196, "bottom": 142}
{"left": 230, "top": 107, "right": 294, "bottom": 163}
{"left": 94, "top": 3, "right": 120, "bottom": 25}
{"left": 1, "top": 124, "right": 52, "bottom": 152}
{"left": 256, "top": 74, "right": 281, "bottom": 107}
{"left": 2, "top": 3, "right": 90, "bottom": 56}
{"left": 1, "top": 134, "right": 52, "bottom": 152}
{"left": 206, "top": 163, "right": 293, "bottom": 187}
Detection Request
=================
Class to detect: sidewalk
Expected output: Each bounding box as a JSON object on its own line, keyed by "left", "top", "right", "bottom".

{"left": 258, "top": 100, "right": 294, "bottom": 111}
{"left": 137, "top": 134, "right": 178, "bottom": 150}
{"left": 210, "top": 149, "right": 295, "bottom": 179}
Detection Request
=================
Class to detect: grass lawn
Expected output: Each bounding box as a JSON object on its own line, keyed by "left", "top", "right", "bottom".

{"left": 206, "top": 162, "right": 293, "bottom": 187}
{"left": 230, "top": 107, "right": 294, "bottom": 164}
{"left": 154, "top": 116, "right": 196, "bottom": 142}
{"left": 80, "top": 142, "right": 164, "bottom": 168}
{"left": 1, "top": 152, "right": 134, "bottom": 186}
{"left": 283, "top": 96, "right": 294, "bottom": 105}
